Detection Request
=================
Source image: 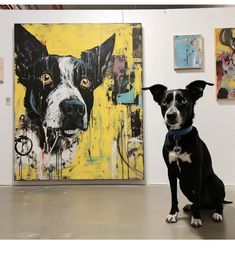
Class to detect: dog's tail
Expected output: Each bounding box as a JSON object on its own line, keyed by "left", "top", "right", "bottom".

{"left": 223, "top": 200, "right": 233, "bottom": 204}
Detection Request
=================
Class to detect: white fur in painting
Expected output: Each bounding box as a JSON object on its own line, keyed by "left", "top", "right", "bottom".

{"left": 15, "top": 127, "right": 78, "bottom": 180}
{"left": 44, "top": 57, "right": 88, "bottom": 130}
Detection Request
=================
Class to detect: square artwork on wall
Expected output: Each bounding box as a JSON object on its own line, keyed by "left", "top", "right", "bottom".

{"left": 174, "top": 35, "right": 203, "bottom": 69}
{"left": 14, "top": 23, "right": 144, "bottom": 182}
{"left": 216, "top": 28, "right": 235, "bottom": 99}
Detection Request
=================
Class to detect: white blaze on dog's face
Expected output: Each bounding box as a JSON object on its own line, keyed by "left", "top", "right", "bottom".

{"left": 44, "top": 56, "right": 88, "bottom": 135}
{"left": 163, "top": 91, "right": 182, "bottom": 130}
{"left": 157, "top": 89, "right": 195, "bottom": 131}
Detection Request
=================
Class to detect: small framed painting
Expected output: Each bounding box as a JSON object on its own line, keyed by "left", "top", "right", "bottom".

{"left": 174, "top": 35, "right": 203, "bottom": 69}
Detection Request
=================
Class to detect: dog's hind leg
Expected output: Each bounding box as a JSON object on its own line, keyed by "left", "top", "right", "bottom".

{"left": 179, "top": 182, "right": 194, "bottom": 213}
{"left": 183, "top": 204, "right": 193, "bottom": 212}
{"left": 179, "top": 182, "right": 194, "bottom": 202}
{"left": 207, "top": 173, "right": 225, "bottom": 222}
{"left": 213, "top": 206, "right": 223, "bottom": 222}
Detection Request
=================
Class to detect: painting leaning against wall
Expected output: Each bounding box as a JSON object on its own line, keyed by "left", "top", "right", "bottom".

{"left": 14, "top": 23, "right": 144, "bottom": 181}
{"left": 216, "top": 28, "right": 235, "bottom": 99}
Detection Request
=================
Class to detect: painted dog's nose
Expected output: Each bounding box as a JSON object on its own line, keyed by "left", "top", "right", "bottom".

{"left": 60, "top": 99, "right": 85, "bottom": 117}
{"left": 166, "top": 112, "right": 177, "bottom": 122}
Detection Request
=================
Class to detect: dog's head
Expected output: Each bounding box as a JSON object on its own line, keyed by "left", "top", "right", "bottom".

{"left": 143, "top": 80, "right": 214, "bottom": 130}
{"left": 15, "top": 24, "right": 115, "bottom": 139}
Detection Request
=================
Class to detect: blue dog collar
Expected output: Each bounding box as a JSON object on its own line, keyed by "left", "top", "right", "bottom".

{"left": 167, "top": 126, "right": 193, "bottom": 137}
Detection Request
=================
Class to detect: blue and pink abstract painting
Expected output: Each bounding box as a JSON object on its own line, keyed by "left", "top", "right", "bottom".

{"left": 174, "top": 35, "right": 203, "bottom": 69}
{"left": 216, "top": 28, "right": 235, "bottom": 99}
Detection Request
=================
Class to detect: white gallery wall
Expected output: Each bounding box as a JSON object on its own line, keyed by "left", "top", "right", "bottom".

{"left": 0, "top": 7, "right": 235, "bottom": 185}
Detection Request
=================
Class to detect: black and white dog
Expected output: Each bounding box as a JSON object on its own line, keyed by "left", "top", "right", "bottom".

{"left": 15, "top": 24, "right": 115, "bottom": 178}
{"left": 143, "top": 80, "right": 231, "bottom": 227}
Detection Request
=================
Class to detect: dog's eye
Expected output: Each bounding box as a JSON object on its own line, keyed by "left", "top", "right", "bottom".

{"left": 40, "top": 73, "right": 53, "bottom": 85}
{"left": 182, "top": 99, "right": 188, "bottom": 104}
{"left": 80, "top": 78, "right": 91, "bottom": 88}
{"left": 161, "top": 101, "right": 167, "bottom": 106}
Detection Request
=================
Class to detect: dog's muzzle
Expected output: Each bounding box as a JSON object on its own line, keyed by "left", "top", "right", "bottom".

{"left": 166, "top": 112, "right": 177, "bottom": 124}
{"left": 59, "top": 99, "right": 87, "bottom": 135}
{"left": 165, "top": 107, "right": 182, "bottom": 129}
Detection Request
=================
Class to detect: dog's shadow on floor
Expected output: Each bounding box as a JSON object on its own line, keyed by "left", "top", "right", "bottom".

{"left": 182, "top": 205, "right": 235, "bottom": 239}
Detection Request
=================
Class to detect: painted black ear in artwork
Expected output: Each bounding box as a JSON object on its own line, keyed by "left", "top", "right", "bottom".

{"left": 186, "top": 80, "right": 214, "bottom": 101}
{"left": 15, "top": 24, "right": 49, "bottom": 88}
{"left": 219, "top": 28, "right": 235, "bottom": 51}
{"left": 81, "top": 34, "right": 116, "bottom": 89}
{"left": 142, "top": 84, "right": 167, "bottom": 105}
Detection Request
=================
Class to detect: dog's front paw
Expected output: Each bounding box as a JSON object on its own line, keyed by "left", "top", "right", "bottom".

{"left": 191, "top": 216, "right": 202, "bottom": 227}
{"left": 212, "top": 213, "right": 223, "bottom": 222}
{"left": 166, "top": 212, "right": 178, "bottom": 223}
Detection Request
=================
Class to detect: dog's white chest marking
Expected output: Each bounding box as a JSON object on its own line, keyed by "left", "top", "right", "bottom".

{"left": 168, "top": 145, "right": 192, "bottom": 172}
{"left": 169, "top": 151, "right": 192, "bottom": 164}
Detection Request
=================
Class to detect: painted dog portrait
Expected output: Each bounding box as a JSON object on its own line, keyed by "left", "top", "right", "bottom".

{"left": 14, "top": 24, "right": 144, "bottom": 181}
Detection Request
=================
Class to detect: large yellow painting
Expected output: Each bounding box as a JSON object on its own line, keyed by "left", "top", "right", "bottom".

{"left": 14, "top": 23, "right": 144, "bottom": 181}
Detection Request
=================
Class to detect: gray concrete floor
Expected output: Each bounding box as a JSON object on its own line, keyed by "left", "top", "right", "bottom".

{"left": 0, "top": 184, "right": 234, "bottom": 239}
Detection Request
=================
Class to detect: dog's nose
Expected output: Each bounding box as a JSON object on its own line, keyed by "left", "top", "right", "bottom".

{"left": 60, "top": 99, "right": 85, "bottom": 117}
{"left": 166, "top": 112, "right": 177, "bottom": 122}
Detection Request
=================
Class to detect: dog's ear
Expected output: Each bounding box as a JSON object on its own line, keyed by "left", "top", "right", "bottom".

{"left": 81, "top": 34, "right": 115, "bottom": 88}
{"left": 186, "top": 80, "right": 214, "bottom": 101}
{"left": 15, "top": 24, "right": 48, "bottom": 88}
{"left": 142, "top": 84, "right": 167, "bottom": 105}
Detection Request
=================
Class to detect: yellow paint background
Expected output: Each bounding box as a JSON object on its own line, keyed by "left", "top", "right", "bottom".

{"left": 15, "top": 23, "right": 143, "bottom": 181}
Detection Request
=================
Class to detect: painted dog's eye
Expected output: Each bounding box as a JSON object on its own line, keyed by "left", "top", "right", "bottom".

{"left": 40, "top": 73, "right": 53, "bottom": 85}
{"left": 80, "top": 78, "right": 91, "bottom": 88}
{"left": 161, "top": 101, "right": 167, "bottom": 106}
{"left": 182, "top": 99, "right": 188, "bottom": 104}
